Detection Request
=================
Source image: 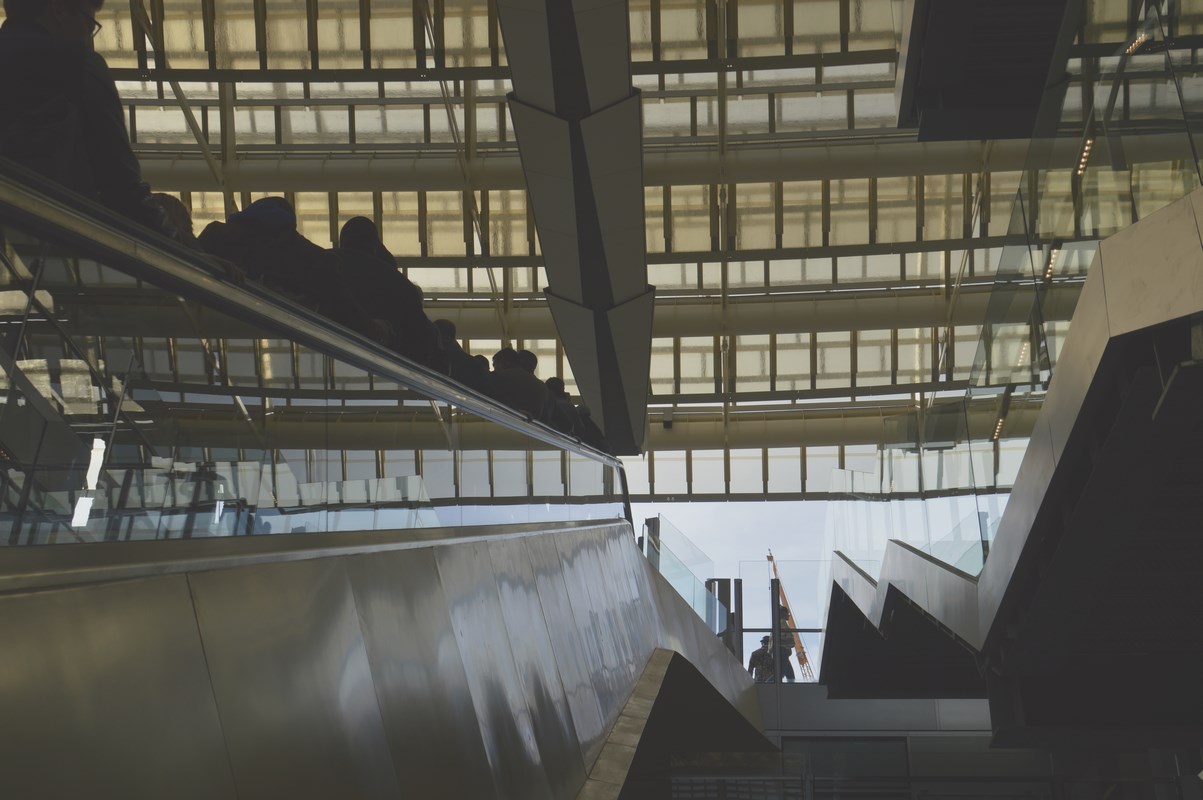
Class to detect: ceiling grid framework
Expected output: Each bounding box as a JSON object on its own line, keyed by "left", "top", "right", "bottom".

{"left": 6, "top": 0, "right": 1197, "bottom": 495}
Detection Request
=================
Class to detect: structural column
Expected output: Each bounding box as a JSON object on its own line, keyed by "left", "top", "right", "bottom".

{"left": 497, "top": 0, "right": 654, "bottom": 454}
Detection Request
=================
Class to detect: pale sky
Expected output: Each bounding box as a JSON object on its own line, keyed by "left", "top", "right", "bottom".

{"left": 631, "top": 499, "right": 832, "bottom": 672}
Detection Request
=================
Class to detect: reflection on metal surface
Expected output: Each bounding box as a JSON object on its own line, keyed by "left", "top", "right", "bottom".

{"left": 437, "top": 541, "right": 555, "bottom": 799}
{"left": 0, "top": 521, "right": 757, "bottom": 799}
{"left": 523, "top": 532, "right": 608, "bottom": 767}
{"left": 347, "top": 547, "right": 498, "bottom": 798}
{"left": 487, "top": 538, "right": 587, "bottom": 798}
{"left": 189, "top": 557, "right": 400, "bottom": 800}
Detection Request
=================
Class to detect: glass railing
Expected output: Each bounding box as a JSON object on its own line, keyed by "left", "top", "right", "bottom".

{"left": 654, "top": 514, "right": 715, "bottom": 588}
{"left": 823, "top": 1, "right": 1203, "bottom": 585}
{"left": 642, "top": 515, "right": 728, "bottom": 635}
{"left": 923, "top": 512, "right": 990, "bottom": 576}
{"left": 825, "top": 467, "right": 1009, "bottom": 579}
{"left": 0, "top": 162, "right": 627, "bottom": 545}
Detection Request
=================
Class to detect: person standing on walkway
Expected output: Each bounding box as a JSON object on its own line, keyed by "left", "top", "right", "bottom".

{"left": 747, "top": 636, "right": 776, "bottom": 683}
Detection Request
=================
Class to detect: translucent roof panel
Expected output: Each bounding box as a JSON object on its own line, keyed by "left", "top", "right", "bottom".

{"left": 0, "top": 0, "right": 1186, "bottom": 500}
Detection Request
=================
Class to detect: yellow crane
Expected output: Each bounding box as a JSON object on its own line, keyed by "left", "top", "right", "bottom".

{"left": 768, "top": 552, "right": 816, "bottom": 681}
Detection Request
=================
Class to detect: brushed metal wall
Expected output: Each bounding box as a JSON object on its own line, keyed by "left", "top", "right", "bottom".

{"left": 0, "top": 521, "right": 758, "bottom": 799}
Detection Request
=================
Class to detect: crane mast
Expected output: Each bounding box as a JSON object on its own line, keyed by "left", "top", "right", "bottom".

{"left": 767, "top": 552, "right": 816, "bottom": 681}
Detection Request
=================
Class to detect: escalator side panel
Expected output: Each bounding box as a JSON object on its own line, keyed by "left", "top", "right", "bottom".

{"left": 345, "top": 547, "right": 499, "bottom": 799}
{"left": 487, "top": 536, "right": 589, "bottom": 799}
{"left": 0, "top": 522, "right": 759, "bottom": 799}
{"left": 434, "top": 540, "right": 556, "bottom": 800}
{"left": 523, "top": 531, "right": 609, "bottom": 768}
{"left": 0, "top": 575, "right": 237, "bottom": 800}
{"left": 553, "top": 527, "right": 637, "bottom": 740}
{"left": 187, "top": 557, "right": 401, "bottom": 800}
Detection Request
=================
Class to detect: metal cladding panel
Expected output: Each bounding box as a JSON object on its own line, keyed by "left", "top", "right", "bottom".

{"left": 592, "top": 180, "right": 647, "bottom": 300}
{"left": 760, "top": 684, "right": 949, "bottom": 732}
{"left": 605, "top": 527, "right": 662, "bottom": 657}
{"left": 1040, "top": 258, "right": 1111, "bottom": 462}
{"left": 880, "top": 543, "right": 979, "bottom": 647}
{"left": 528, "top": 226, "right": 585, "bottom": 296}
{"left": 522, "top": 532, "right": 608, "bottom": 767}
{"left": 188, "top": 558, "right": 401, "bottom": 800}
{"left": 553, "top": 527, "right": 634, "bottom": 730}
{"left": 508, "top": 100, "right": 584, "bottom": 299}
{"left": 606, "top": 288, "right": 655, "bottom": 451}
{"left": 507, "top": 100, "right": 575, "bottom": 185}
{"left": 545, "top": 290, "right": 603, "bottom": 416}
{"left": 486, "top": 538, "right": 588, "bottom": 796}
{"left": 0, "top": 575, "right": 237, "bottom": 800}
{"left": 435, "top": 541, "right": 555, "bottom": 800}
{"left": 580, "top": 94, "right": 647, "bottom": 304}
{"left": 598, "top": 531, "right": 659, "bottom": 685}
{"left": 1101, "top": 191, "right": 1203, "bottom": 338}
{"left": 344, "top": 548, "right": 498, "bottom": 800}
{"left": 650, "top": 564, "right": 706, "bottom": 671}
{"left": 0, "top": 522, "right": 762, "bottom": 799}
{"left": 493, "top": 7, "right": 556, "bottom": 112}
{"left": 587, "top": 528, "right": 647, "bottom": 688}
{"left": 978, "top": 194, "right": 1203, "bottom": 637}
{"left": 578, "top": 95, "right": 642, "bottom": 183}
{"left": 833, "top": 555, "right": 879, "bottom": 621}
{"left": 574, "top": 3, "right": 636, "bottom": 110}
{"left": 521, "top": 170, "right": 581, "bottom": 244}
{"left": 497, "top": 0, "right": 544, "bottom": 13}
{"left": 977, "top": 413, "right": 1056, "bottom": 640}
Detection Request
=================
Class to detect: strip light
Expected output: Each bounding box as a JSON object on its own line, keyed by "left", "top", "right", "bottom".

{"left": 1044, "top": 247, "right": 1062, "bottom": 281}
{"left": 1076, "top": 138, "right": 1094, "bottom": 176}
{"left": 1126, "top": 33, "right": 1150, "bottom": 55}
{"left": 994, "top": 386, "right": 1015, "bottom": 442}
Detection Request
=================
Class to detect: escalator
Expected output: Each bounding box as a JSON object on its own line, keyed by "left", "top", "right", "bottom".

{"left": 821, "top": 188, "right": 1203, "bottom": 746}
{"left": 0, "top": 163, "right": 762, "bottom": 798}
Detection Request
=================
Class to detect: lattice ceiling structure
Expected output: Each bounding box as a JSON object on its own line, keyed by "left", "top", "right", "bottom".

{"left": 6, "top": 0, "right": 1197, "bottom": 500}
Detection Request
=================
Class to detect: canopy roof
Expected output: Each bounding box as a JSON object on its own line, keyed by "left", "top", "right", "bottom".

{"left": 1, "top": 0, "right": 1189, "bottom": 497}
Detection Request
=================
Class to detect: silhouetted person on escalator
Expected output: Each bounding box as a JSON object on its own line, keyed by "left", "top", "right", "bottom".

{"left": 545, "top": 376, "right": 608, "bottom": 451}
{"left": 517, "top": 349, "right": 539, "bottom": 375}
{"left": 487, "top": 347, "right": 551, "bottom": 422}
{"left": 337, "top": 216, "right": 447, "bottom": 372}
{"left": 0, "top": 0, "right": 178, "bottom": 240}
{"left": 150, "top": 192, "right": 198, "bottom": 249}
{"left": 544, "top": 376, "right": 581, "bottom": 436}
{"left": 198, "top": 197, "right": 365, "bottom": 332}
{"left": 433, "top": 319, "right": 489, "bottom": 391}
